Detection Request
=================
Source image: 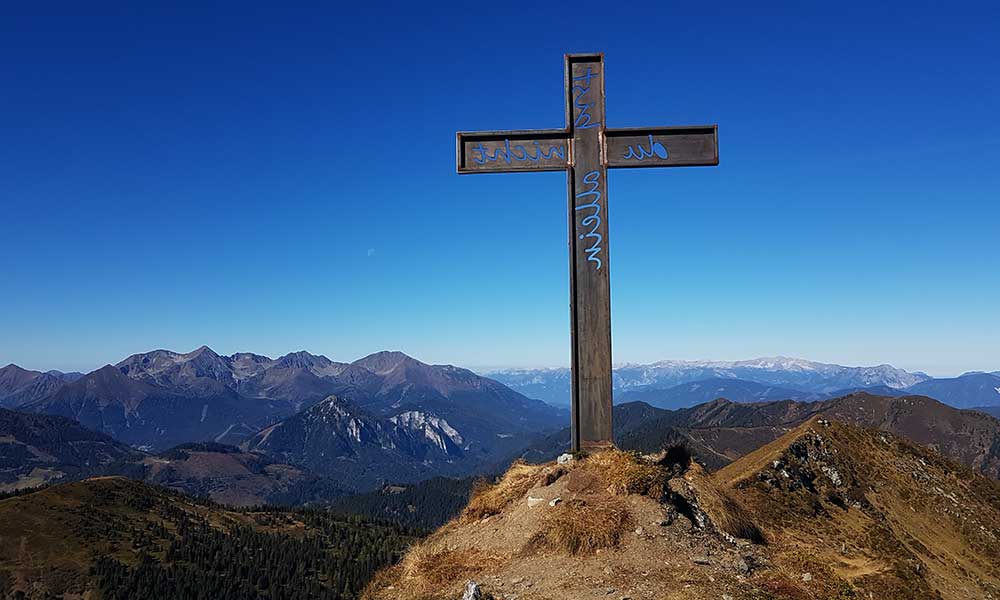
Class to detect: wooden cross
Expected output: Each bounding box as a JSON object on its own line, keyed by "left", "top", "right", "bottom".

{"left": 456, "top": 53, "right": 719, "bottom": 452}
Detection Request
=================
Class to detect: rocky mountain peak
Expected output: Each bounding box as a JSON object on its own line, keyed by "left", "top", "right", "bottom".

{"left": 353, "top": 350, "right": 420, "bottom": 375}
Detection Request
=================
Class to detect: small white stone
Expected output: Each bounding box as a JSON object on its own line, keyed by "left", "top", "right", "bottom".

{"left": 549, "top": 497, "right": 562, "bottom": 507}
{"left": 462, "top": 580, "right": 483, "bottom": 600}
{"left": 557, "top": 453, "right": 575, "bottom": 465}
{"left": 801, "top": 572, "right": 813, "bottom": 582}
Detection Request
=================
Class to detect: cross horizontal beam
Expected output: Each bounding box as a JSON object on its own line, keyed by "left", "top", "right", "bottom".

{"left": 455, "top": 125, "right": 718, "bottom": 174}
{"left": 456, "top": 129, "right": 569, "bottom": 173}
{"left": 605, "top": 125, "right": 718, "bottom": 168}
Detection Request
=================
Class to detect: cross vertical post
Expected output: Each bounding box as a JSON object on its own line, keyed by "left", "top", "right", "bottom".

{"left": 566, "top": 54, "right": 612, "bottom": 451}
{"left": 455, "top": 53, "right": 719, "bottom": 454}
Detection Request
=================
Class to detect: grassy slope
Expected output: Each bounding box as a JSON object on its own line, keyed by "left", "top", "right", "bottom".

{"left": 716, "top": 420, "right": 1000, "bottom": 599}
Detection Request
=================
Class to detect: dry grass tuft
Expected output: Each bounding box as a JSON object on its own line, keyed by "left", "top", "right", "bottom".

{"left": 534, "top": 497, "right": 633, "bottom": 555}
{"left": 589, "top": 449, "right": 668, "bottom": 499}
{"left": 362, "top": 545, "right": 498, "bottom": 599}
{"left": 462, "top": 461, "right": 541, "bottom": 521}
{"left": 685, "top": 464, "right": 766, "bottom": 544}
{"left": 714, "top": 495, "right": 766, "bottom": 544}
{"left": 402, "top": 546, "right": 492, "bottom": 586}
{"left": 361, "top": 543, "right": 501, "bottom": 600}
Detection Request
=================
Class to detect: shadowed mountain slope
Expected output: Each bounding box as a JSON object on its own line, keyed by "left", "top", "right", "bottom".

{"left": 25, "top": 365, "right": 289, "bottom": 450}
{"left": 0, "top": 365, "right": 72, "bottom": 409}
{"left": 0, "top": 408, "right": 143, "bottom": 491}
{"left": 245, "top": 395, "right": 484, "bottom": 490}
{"left": 906, "top": 372, "right": 1000, "bottom": 408}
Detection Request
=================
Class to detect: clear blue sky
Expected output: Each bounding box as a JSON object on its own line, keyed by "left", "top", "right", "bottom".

{"left": 2, "top": 2, "right": 998, "bottom": 375}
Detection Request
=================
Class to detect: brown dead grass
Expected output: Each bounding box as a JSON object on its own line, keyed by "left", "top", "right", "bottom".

{"left": 363, "top": 545, "right": 498, "bottom": 600}
{"left": 588, "top": 449, "right": 667, "bottom": 499}
{"left": 684, "top": 463, "right": 766, "bottom": 544}
{"left": 462, "top": 461, "right": 541, "bottom": 521}
{"left": 402, "top": 546, "right": 493, "bottom": 586}
{"left": 533, "top": 496, "right": 633, "bottom": 555}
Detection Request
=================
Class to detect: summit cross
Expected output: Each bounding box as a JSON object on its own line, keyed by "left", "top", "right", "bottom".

{"left": 456, "top": 53, "right": 719, "bottom": 452}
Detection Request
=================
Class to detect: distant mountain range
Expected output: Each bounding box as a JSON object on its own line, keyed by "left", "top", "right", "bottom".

{"left": 0, "top": 348, "right": 564, "bottom": 492}
{"left": 1, "top": 348, "right": 563, "bottom": 454}
{"left": 488, "top": 357, "right": 1000, "bottom": 409}
{"left": 519, "top": 392, "right": 1000, "bottom": 480}
{"left": 615, "top": 377, "right": 913, "bottom": 409}
{"left": 3, "top": 348, "right": 999, "bottom": 499}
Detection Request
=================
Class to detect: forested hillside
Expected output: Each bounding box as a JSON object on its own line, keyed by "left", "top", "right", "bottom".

{"left": 0, "top": 477, "right": 417, "bottom": 599}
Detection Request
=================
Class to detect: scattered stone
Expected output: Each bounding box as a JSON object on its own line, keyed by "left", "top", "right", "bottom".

{"left": 801, "top": 572, "right": 813, "bottom": 582}
{"left": 526, "top": 496, "right": 545, "bottom": 508}
{"left": 723, "top": 595, "right": 734, "bottom": 600}
{"left": 549, "top": 497, "right": 562, "bottom": 507}
{"left": 557, "top": 453, "right": 574, "bottom": 465}
{"left": 510, "top": 577, "right": 524, "bottom": 585}
{"left": 462, "top": 580, "right": 484, "bottom": 600}
{"left": 604, "top": 588, "right": 616, "bottom": 595}
{"left": 730, "top": 556, "right": 750, "bottom": 574}
{"left": 634, "top": 526, "right": 644, "bottom": 536}
{"left": 692, "top": 556, "right": 711, "bottom": 565}
{"left": 667, "top": 478, "right": 710, "bottom": 530}
{"left": 542, "top": 467, "right": 567, "bottom": 486}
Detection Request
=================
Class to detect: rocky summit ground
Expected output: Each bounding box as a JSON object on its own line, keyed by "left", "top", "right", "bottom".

{"left": 363, "top": 418, "right": 1000, "bottom": 600}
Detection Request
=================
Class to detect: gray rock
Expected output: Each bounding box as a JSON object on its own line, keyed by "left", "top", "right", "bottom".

{"left": 731, "top": 557, "right": 750, "bottom": 574}
{"left": 557, "top": 453, "right": 574, "bottom": 465}
{"left": 462, "top": 580, "right": 483, "bottom": 600}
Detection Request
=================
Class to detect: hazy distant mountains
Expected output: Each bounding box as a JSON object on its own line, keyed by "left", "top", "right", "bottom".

{"left": 906, "top": 372, "right": 1000, "bottom": 408}
{"left": 488, "top": 357, "right": 1000, "bottom": 409}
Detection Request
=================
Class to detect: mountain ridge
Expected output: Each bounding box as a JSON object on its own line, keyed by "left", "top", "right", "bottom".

{"left": 16, "top": 347, "right": 562, "bottom": 458}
